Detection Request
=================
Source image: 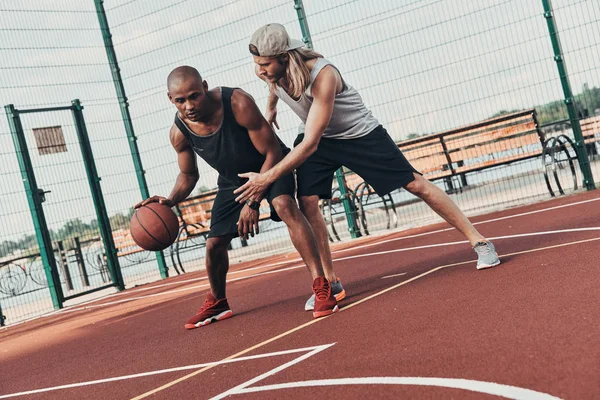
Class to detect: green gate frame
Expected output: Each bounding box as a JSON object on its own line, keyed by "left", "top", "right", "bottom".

{"left": 4, "top": 100, "right": 125, "bottom": 309}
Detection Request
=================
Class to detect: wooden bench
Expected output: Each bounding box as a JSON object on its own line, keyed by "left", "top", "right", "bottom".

{"left": 169, "top": 190, "right": 273, "bottom": 272}
{"left": 112, "top": 228, "right": 150, "bottom": 262}
{"left": 400, "top": 108, "right": 544, "bottom": 186}
{"left": 581, "top": 115, "right": 600, "bottom": 156}
{"left": 111, "top": 188, "right": 273, "bottom": 272}
{"left": 326, "top": 109, "right": 546, "bottom": 239}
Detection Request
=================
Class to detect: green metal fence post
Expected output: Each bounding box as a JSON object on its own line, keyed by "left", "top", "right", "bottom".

{"left": 94, "top": 0, "right": 170, "bottom": 277}
{"left": 293, "top": 0, "right": 361, "bottom": 238}
{"left": 4, "top": 104, "right": 64, "bottom": 309}
{"left": 71, "top": 99, "right": 125, "bottom": 291}
{"left": 542, "top": 0, "right": 596, "bottom": 190}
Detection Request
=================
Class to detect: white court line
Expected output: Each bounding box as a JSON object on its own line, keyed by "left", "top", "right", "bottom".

{"left": 134, "top": 196, "right": 600, "bottom": 294}
{"left": 233, "top": 377, "right": 561, "bottom": 400}
{"left": 52, "top": 264, "right": 304, "bottom": 315}
{"left": 35, "top": 227, "right": 600, "bottom": 315}
{"left": 109, "top": 223, "right": 600, "bottom": 298}
{"left": 331, "top": 196, "right": 600, "bottom": 253}
{"left": 211, "top": 344, "right": 335, "bottom": 400}
{"left": 53, "top": 195, "right": 600, "bottom": 309}
{"left": 0, "top": 344, "right": 334, "bottom": 399}
{"left": 118, "top": 195, "right": 600, "bottom": 296}
{"left": 131, "top": 236, "right": 598, "bottom": 399}
{"left": 332, "top": 227, "right": 600, "bottom": 264}
{"left": 381, "top": 273, "right": 407, "bottom": 279}
{"left": 5, "top": 206, "right": 597, "bottom": 329}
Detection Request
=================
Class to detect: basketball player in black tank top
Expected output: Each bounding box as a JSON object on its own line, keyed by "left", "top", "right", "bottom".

{"left": 135, "top": 66, "right": 337, "bottom": 329}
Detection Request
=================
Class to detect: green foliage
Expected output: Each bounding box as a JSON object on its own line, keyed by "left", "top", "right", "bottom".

{"left": 192, "top": 185, "right": 212, "bottom": 197}
{"left": 536, "top": 99, "right": 568, "bottom": 125}
{"left": 0, "top": 210, "right": 134, "bottom": 258}
{"left": 536, "top": 83, "right": 600, "bottom": 125}
{"left": 491, "top": 109, "right": 520, "bottom": 118}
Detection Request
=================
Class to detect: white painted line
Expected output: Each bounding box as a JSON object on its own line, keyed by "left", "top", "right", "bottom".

{"left": 43, "top": 227, "right": 600, "bottom": 315}
{"left": 331, "top": 196, "right": 600, "bottom": 253}
{"left": 211, "top": 343, "right": 335, "bottom": 400}
{"left": 381, "top": 273, "right": 407, "bottom": 279}
{"left": 333, "top": 228, "right": 600, "bottom": 264}
{"left": 131, "top": 236, "right": 599, "bottom": 399}
{"left": 54, "top": 264, "right": 304, "bottom": 314}
{"left": 0, "top": 344, "right": 334, "bottom": 399}
{"left": 236, "top": 377, "right": 561, "bottom": 400}
{"left": 115, "top": 196, "right": 600, "bottom": 296}
{"left": 6, "top": 219, "right": 598, "bottom": 329}
{"left": 41, "top": 195, "right": 600, "bottom": 314}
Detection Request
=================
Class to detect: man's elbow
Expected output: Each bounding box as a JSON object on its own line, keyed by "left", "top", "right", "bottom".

{"left": 265, "top": 148, "right": 283, "bottom": 163}
{"left": 303, "top": 140, "right": 319, "bottom": 157}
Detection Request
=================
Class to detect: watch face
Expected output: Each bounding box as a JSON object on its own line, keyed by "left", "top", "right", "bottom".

{"left": 247, "top": 200, "right": 260, "bottom": 210}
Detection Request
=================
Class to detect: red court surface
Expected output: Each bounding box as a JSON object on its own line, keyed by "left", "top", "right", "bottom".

{"left": 1, "top": 190, "right": 599, "bottom": 400}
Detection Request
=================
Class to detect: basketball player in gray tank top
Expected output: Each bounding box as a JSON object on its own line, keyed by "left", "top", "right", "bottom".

{"left": 234, "top": 24, "right": 500, "bottom": 311}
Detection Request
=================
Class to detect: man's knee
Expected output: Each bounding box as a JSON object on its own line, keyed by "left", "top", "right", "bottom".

{"left": 271, "top": 195, "right": 297, "bottom": 221}
{"left": 298, "top": 195, "right": 320, "bottom": 216}
{"left": 404, "top": 173, "right": 429, "bottom": 196}
{"left": 206, "top": 236, "right": 231, "bottom": 254}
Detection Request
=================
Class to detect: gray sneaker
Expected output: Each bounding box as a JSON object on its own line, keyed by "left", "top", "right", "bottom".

{"left": 474, "top": 241, "right": 500, "bottom": 270}
{"left": 305, "top": 278, "right": 346, "bottom": 311}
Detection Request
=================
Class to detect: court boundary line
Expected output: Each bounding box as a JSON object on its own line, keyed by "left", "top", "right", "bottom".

{"left": 128, "top": 196, "right": 600, "bottom": 292}
{"left": 336, "top": 196, "right": 600, "bottom": 253}
{"left": 0, "top": 344, "right": 334, "bottom": 399}
{"left": 13, "top": 227, "right": 600, "bottom": 317}
{"left": 130, "top": 236, "right": 600, "bottom": 399}
{"left": 5, "top": 194, "right": 595, "bottom": 329}
{"left": 229, "top": 377, "right": 561, "bottom": 400}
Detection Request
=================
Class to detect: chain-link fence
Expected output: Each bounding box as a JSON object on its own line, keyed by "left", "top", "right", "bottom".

{"left": 1, "top": 0, "right": 598, "bottom": 325}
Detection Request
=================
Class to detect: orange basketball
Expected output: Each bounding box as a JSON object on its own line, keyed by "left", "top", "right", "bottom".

{"left": 130, "top": 202, "right": 180, "bottom": 251}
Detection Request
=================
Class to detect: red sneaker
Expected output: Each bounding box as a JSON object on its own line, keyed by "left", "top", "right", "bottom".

{"left": 184, "top": 293, "right": 233, "bottom": 330}
{"left": 312, "top": 276, "right": 339, "bottom": 319}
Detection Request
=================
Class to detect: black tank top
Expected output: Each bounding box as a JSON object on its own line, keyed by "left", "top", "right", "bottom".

{"left": 174, "top": 87, "right": 288, "bottom": 188}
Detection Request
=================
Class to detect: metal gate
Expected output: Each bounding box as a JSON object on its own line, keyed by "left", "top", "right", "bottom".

{"left": 4, "top": 100, "right": 124, "bottom": 310}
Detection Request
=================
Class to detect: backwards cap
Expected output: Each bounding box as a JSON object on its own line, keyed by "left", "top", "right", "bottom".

{"left": 249, "top": 23, "right": 305, "bottom": 57}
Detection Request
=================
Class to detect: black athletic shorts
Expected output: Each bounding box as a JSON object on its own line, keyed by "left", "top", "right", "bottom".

{"left": 294, "top": 125, "right": 420, "bottom": 199}
{"left": 208, "top": 173, "right": 296, "bottom": 238}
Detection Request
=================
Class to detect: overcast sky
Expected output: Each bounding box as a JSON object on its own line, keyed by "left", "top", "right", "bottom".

{"left": 0, "top": 0, "right": 598, "bottom": 242}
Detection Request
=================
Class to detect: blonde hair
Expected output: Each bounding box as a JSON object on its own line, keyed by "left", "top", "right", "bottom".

{"left": 269, "top": 48, "right": 323, "bottom": 99}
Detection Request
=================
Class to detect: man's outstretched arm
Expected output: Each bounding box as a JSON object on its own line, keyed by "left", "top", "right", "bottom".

{"left": 234, "top": 66, "right": 339, "bottom": 203}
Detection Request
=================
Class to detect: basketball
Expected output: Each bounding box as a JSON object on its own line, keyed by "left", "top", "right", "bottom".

{"left": 130, "top": 202, "right": 180, "bottom": 251}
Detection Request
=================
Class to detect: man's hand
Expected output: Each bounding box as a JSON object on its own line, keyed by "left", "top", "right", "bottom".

{"left": 134, "top": 196, "right": 173, "bottom": 209}
{"left": 234, "top": 172, "right": 272, "bottom": 203}
{"left": 237, "top": 205, "right": 259, "bottom": 239}
{"left": 265, "top": 107, "right": 279, "bottom": 130}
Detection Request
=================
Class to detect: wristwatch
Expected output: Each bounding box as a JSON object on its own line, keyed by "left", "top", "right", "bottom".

{"left": 245, "top": 199, "right": 260, "bottom": 210}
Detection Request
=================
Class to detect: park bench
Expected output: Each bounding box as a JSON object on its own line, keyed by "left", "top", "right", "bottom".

{"left": 112, "top": 189, "right": 273, "bottom": 274}
{"left": 581, "top": 115, "right": 600, "bottom": 156}
{"left": 324, "top": 109, "right": 546, "bottom": 240}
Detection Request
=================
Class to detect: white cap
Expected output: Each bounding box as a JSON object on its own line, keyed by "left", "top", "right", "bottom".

{"left": 249, "top": 23, "right": 305, "bottom": 57}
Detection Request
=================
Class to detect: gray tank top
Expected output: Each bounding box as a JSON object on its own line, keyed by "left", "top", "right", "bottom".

{"left": 275, "top": 58, "right": 379, "bottom": 139}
